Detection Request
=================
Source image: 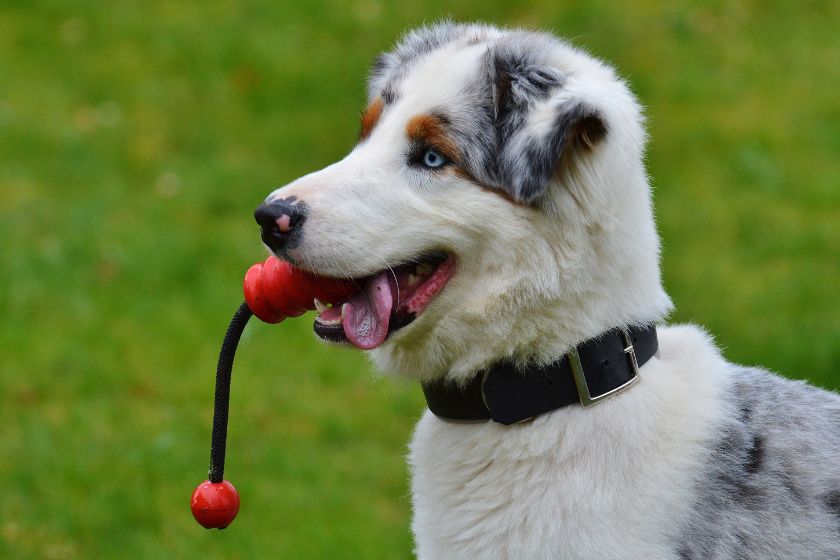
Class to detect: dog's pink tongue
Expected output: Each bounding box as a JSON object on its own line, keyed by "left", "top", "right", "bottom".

{"left": 342, "top": 271, "right": 393, "bottom": 350}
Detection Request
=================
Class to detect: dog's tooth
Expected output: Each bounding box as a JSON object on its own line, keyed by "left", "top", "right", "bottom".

{"left": 340, "top": 303, "right": 347, "bottom": 319}
{"left": 408, "top": 274, "right": 419, "bottom": 287}
{"left": 416, "top": 263, "right": 433, "bottom": 277}
{"left": 314, "top": 298, "right": 328, "bottom": 314}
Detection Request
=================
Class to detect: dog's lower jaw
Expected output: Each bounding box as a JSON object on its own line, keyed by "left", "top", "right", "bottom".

{"left": 366, "top": 220, "right": 674, "bottom": 384}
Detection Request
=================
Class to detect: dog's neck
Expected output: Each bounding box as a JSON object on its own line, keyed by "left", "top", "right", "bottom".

{"left": 420, "top": 323, "right": 659, "bottom": 424}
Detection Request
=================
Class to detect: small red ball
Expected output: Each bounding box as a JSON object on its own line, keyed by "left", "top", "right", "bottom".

{"left": 191, "top": 480, "right": 240, "bottom": 529}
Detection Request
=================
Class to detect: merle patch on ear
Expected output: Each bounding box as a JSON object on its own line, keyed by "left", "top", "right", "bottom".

{"left": 501, "top": 102, "right": 607, "bottom": 203}
{"left": 490, "top": 51, "right": 608, "bottom": 203}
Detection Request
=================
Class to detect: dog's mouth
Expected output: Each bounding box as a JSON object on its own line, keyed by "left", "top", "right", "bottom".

{"left": 312, "top": 252, "right": 456, "bottom": 350}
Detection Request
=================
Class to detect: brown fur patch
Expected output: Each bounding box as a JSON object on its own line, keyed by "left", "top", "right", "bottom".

{"left": 558, "top": 114, "right": 607, "bottom": 175}
{"left": 359, "top": 97, "right": 384, "bottom": 141}
{"left": 405, "top": 114, "right": 460, "bottom": 163}
{"left": 574, "top": 114, "right": 607, "bottom": 151}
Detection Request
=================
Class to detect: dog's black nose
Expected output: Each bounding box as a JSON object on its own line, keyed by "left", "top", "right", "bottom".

{"left": 254, "top": 197, "right": 306, "bottom": 253}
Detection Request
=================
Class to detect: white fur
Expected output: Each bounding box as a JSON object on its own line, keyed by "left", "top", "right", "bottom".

{"left": 410, "top": 326, "right": 730, "bottom": 559}
{"left": 261, "top": 24, "right": 839, "bottom": 559}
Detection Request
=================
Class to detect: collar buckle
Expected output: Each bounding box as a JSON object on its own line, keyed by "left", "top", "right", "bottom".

{"left": 568, "top": 327, "right": 640, "bottom": 407}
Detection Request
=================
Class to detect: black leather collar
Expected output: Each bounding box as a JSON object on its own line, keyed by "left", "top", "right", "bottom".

{"left": 421, "top": 324, "right": 658, "bottom": 425}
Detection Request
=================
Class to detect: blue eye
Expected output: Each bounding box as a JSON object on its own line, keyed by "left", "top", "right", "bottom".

{"left": 421, "top": 148, "right": 447, "bottom": 169}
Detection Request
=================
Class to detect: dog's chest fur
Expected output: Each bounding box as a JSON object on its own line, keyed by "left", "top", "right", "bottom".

{"left": 409, "top": 326, "right": 840, "bottom": 559}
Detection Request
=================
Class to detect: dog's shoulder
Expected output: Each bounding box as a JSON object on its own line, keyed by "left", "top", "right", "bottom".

{"left": 676, "top": 341, "right": 840, "bottom": 559}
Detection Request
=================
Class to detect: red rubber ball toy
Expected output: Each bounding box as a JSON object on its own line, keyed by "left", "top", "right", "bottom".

{"left": 192, "top": 256, "right": 354, "bottom": 529}
{"left": 244, "top": 256, "right": 356, "bottom": 323}
{"left": 191, "top": 480, "right": 240, "bottom": 529}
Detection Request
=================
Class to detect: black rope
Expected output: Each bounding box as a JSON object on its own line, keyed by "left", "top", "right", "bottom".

{"left": 208, "top": 302, "right": 252, "bottom": 483}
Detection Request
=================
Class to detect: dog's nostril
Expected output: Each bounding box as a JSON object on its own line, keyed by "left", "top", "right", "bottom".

{"left": 255, "top": 203, "right": 282, "bottom": 229}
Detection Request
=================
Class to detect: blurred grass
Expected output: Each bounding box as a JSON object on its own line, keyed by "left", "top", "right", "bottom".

{"left": 1, "top": 1, "right": 838, "bottom": 558}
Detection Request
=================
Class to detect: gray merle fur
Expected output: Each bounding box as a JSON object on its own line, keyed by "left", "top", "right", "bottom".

{"left": 368, "top": 23, "right": 607, "bottom": 204}
{"left": 675, "top": 368, "right": 840, "bottom": 559}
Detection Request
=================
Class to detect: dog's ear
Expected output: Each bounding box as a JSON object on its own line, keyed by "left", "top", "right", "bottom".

{"left": 490, "top": 52, "right": 607, "bottom": 203}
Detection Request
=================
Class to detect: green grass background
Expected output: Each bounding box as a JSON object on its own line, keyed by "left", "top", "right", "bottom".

{"left": 1, "top": 1, "right": 838, "bottom": 558}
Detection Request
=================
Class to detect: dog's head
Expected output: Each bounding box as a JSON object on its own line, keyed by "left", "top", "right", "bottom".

{"left": 257, "top": 23, "right": 672, "bottom": 381}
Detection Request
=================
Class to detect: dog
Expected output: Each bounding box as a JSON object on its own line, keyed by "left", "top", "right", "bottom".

{"left": 254, "top": 22, "right": 840, "bottom": 559}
